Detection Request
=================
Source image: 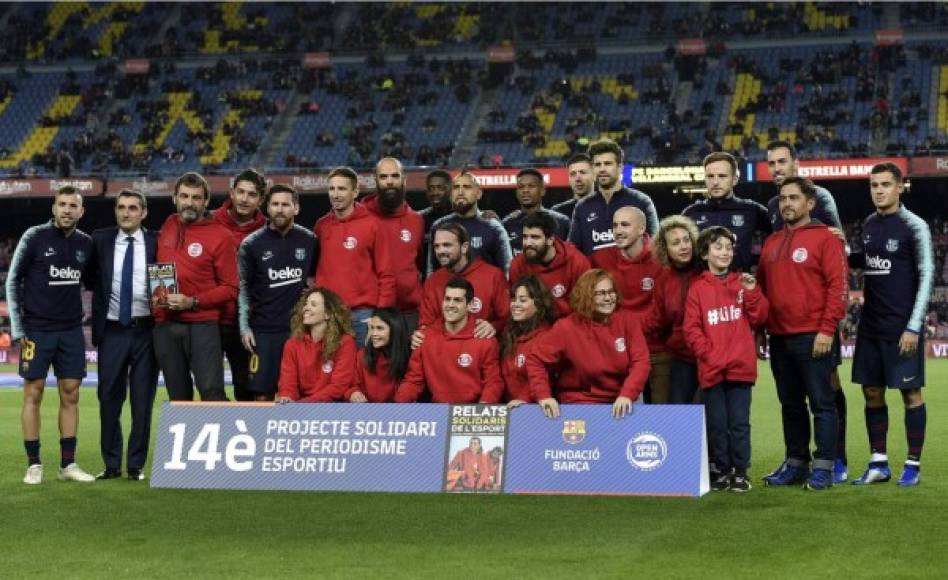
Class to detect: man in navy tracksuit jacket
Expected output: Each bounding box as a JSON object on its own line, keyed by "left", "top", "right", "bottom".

{"left": 7, "top": 187, "right": 95, "bottom": 484}
{"left": 239, "top": 184, "right": 317, "bottom": 400}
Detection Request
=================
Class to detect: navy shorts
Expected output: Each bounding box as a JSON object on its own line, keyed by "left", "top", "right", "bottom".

{"left": 851, "top": 334, "right": 925, "bottom": 390}
{"left": 19, "top": 327, "right": 87, "bottom": 380}
{"left": 248, "top": 330, "right": 289, "bottom": 397}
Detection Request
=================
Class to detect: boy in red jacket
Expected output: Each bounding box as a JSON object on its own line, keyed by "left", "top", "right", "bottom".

{"left": 684, "top": 227, "right": 768, "bottom": 492}
{"left": 396, "top": 278, "right": 504, "bottom": 404}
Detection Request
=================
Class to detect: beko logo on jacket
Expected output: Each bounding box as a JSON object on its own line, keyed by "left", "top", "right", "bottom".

{"left": 268, "top": 266, "right": 304, "bottom": 287}
{"left": 591, "top": 229, "right": 614, "bottom": 243}
{"left": 48, "top": 265, "right": 81, "bottom": 285}
{"left": 865, "top": 255, "right": 891, "bottom": 273}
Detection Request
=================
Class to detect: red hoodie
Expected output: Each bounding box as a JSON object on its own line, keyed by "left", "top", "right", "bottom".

{"left": 363, "top": 195, "right": 425, "bottom": 312}
{"left": 420, "top": 258, "right": 510, "bottom": 330}
{"left": 641, "top": 265, "right": 701, "bottom": 361}
{"left": 526, "top": 310, "right": 651, "bottom": 403}
{"left": 590, "top": 237, "right": 664, "bottom": 352}
{"left": 509, "top": 238, "right": 590, "bottom": 318}
{"left": 314, "top": 203, "right": 396, "bottom": 310}
{"left": 212, "top": 199, "right": 266, "bottom": 326}
{"left": 277, "top": 333, "right": 357, "bottom": 402}
{"left": 501, "top": 325, "right": 550, "bottom": 402}
{"left": 348, "top": 349, "right": 399, "bottom": 402}
{"left": 449, "top": 448, "right": 490, "bottom": 489}
{"left": 395, "top": 317, "right": 504, "bottom": 404}
{"left": 154, "top": 214, "right": 239, "bottom": 323}
{"left": 757, "top": 222, "right": 847, "bottom": 336}
{"left": 683, "top": 271, "right": 769, "bottom": 388}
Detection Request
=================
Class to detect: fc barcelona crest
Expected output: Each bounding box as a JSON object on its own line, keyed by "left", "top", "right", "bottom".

{"left": 886, "top": 239, "right": 899, "bottom": 252}
{"left": 295, "top": 247, "right": 307, "bottom": 261}
{"left": 731, "top": 215, "right": 745, "bottom": 227}
{"left": 562, "top": 420, "right": 586, "bottom": 445}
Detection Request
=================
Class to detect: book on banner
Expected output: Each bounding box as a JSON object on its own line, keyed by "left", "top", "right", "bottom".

{"left": 147, "top": 262, "right": 177, "bottom": 308}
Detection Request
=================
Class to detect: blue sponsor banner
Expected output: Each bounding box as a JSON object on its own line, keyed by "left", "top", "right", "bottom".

{"left": 151, "top": 403, "right": 450, "bottom": 492}
{"left": 504, "top": 405, "right": 708, "bottom": 496}
{"left": 151, "top": 403, "right": 707, "bottom": 496}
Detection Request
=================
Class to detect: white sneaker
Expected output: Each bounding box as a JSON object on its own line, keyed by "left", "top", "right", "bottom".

{"left": 57, "top": 463, "right": 95, "bottom": 482}
{"left": 23, "top": 464, "right": 43, "bottom": 485}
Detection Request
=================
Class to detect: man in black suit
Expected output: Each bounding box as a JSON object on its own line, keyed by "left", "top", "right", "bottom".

{"left": 84, "top": 189, "right": 158, "bottom": 481}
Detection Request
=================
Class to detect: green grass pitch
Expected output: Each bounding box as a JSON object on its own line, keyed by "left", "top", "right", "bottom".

{"left": 2, "top": 361, "right": 947, "bottom": 578}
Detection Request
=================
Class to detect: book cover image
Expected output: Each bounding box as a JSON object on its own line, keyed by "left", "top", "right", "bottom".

{"left": 148, "top": 263, "right": 177, "bottom": 308}
{"left": 443, "top": 405, "right": 508, "bottom": 493}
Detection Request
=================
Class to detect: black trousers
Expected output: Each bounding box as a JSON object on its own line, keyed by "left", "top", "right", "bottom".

{"left": 220, "top": 324, "right": 251, "bottom": 401}
{"left": 153, "top": 321, "right": 226, "bottom": 401}
{"left": 98, "top": 320, "right": 159, "bottom": 472}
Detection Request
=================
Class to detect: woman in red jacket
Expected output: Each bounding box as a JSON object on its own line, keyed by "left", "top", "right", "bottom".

{"left": 501, "top": 275, "right": 557, "bottom": 406}
{"left": 349, "top": 308, "right": 411, "bottom": 402}
{"left": 277, "top": 288, "right": 357, "bottom": 403}
{"left": 527, "top": 269, "right": 651, "bottom": 419}
{"left": 642, "top": 215, "right": 702, "bottom": 404}
{"left": 683, "top": 227, "right": 769, "bottom": 492}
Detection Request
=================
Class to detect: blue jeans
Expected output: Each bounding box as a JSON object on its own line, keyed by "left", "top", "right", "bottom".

{"left": 351, "top": 307, "right": 373, "bottom": 348}
{"left": 669, "top": 358, "right": 699, "bottom": 404}
{"left": 702, "top": 382, "right": 752, "bottom": 474}
{"left": 769, "top": 333, "right": 837, "bottom": 470}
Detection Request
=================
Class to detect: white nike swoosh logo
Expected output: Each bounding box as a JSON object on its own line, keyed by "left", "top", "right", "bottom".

{"left": 903, "top": 376, "right": 916, "bottom": 383}
{"left": 44, "top": 251, "right": 55, "bottom": 256}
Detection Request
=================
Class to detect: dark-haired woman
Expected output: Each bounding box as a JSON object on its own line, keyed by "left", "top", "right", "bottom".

{"left": 349, "top": 308, "right": 411, "bottom": 402}
{"left": 501, "top": 275, "right": 557, "bottom": 407}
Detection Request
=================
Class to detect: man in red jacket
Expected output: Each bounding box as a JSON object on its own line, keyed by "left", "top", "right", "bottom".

{"left": 314, "top": 166, "right": 396, "bottom": 346}
{"left": 213, "top": 168, "right": 267, "bottom": 401}
{"left": 448, "top": 437, "right": 490, "bottom": 491}
{"left": 757, "top": 176, "right": 848, "bottom": 490}
{"left": 364, "top": 158, "right": 424, "bottom": 331}
{"left": 153, "top": 172, "right": 239, "bottom": 401}
{"left": 510, "top": 211, "right": 590, "bottom": 318}
{"left": 396, "top": 278, "right": 504, "bottom": 404}
{"left": 419, "top": 222, "right": 509, "bottom": 336}
{"left": 591, "top": 206, "right": 668, "bottom": 402}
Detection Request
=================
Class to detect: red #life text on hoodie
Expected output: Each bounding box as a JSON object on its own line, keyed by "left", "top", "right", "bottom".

{"left": 314, "top": 203, "right": 396, "bottom": 309}
{"left": 683, "top": 271, "right": 769, "bottom": 388}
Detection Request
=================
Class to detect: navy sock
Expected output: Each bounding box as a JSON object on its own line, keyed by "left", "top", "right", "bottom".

{"left": 24, "top": 439, "right": 40, "bottom": 467}
{"left": 905, "top": 404, "right": 926, "bottom": 463}
{"left": 60, "top": 437, "right": 76, "bottom": 469}
{"left": 835, "top": 388, "right": 847, "bottom": 464}
{"left": 865, "top": 406, "right": 888, "bottom": 456}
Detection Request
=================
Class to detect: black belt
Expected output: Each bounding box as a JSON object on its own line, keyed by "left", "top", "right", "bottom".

{"left": 107, "top": 317, "right": 153, "bottom": 328}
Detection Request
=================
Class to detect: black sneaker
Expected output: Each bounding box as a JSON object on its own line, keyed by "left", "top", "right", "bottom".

{"left": 96, "top": 468, "right": 122, "bottom": 480}
{"left": 729, "top": 474, "right": 752, "bottom": 493}
{"left": 710, "top": 473, "right": 731, "bottom": 491}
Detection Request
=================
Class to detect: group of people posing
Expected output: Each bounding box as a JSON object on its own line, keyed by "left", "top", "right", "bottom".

{"left": 7, "top": 138, "right": 932, "bottom": 495}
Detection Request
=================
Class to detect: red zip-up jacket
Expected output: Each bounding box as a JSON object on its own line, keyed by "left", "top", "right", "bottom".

{"left": 590, "top": 237, "right": 665, "bottom": 352}
{"left": 395, "top": 317, "right": 504, "bottom": 404}
{"left": 449, "top": 448, "right": 490, "bottom": 489}
{"left": 757, "top": 222, "right": 847, "bottom": 336}
{"left": 314, "top": 203, "right": 396, "bottom": 309}
{"left": 212, "top": 200, "right": 265, "bottom": 326}
{"left": 509, "top": 238, "right": 590, "bottom": 317}
{"left": 501, "top": 325, "right": 550, "bottom": 402}
{"left": 277, "top": 333, "right": 357, "bottom": 402}
{"left": 154, "top": 213, "right": 239, "bottom": 323}
{"left": 526, "top": 310, "right": 651, "bottom": 403}
{"left": 348, "top": 349, "right": 399, "bottom": 402}
{"left": 641, "top": 265, "right": 701, "bottom": 361}
{"left": 683, "top": 271, "right": 769, "bottom": 388}
{"left": 363, "top": 195, "right": 424, "bottom": 312}
{"left": 420, "top": 258, "right": 510, "bottom": 330}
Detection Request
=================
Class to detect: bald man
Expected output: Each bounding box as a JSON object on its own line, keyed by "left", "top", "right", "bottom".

{"left": 591, "top": 206, "right": 669, "bottom": 402}
{"left": 364, "top": 157, "right": 425, "bottom": 329}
